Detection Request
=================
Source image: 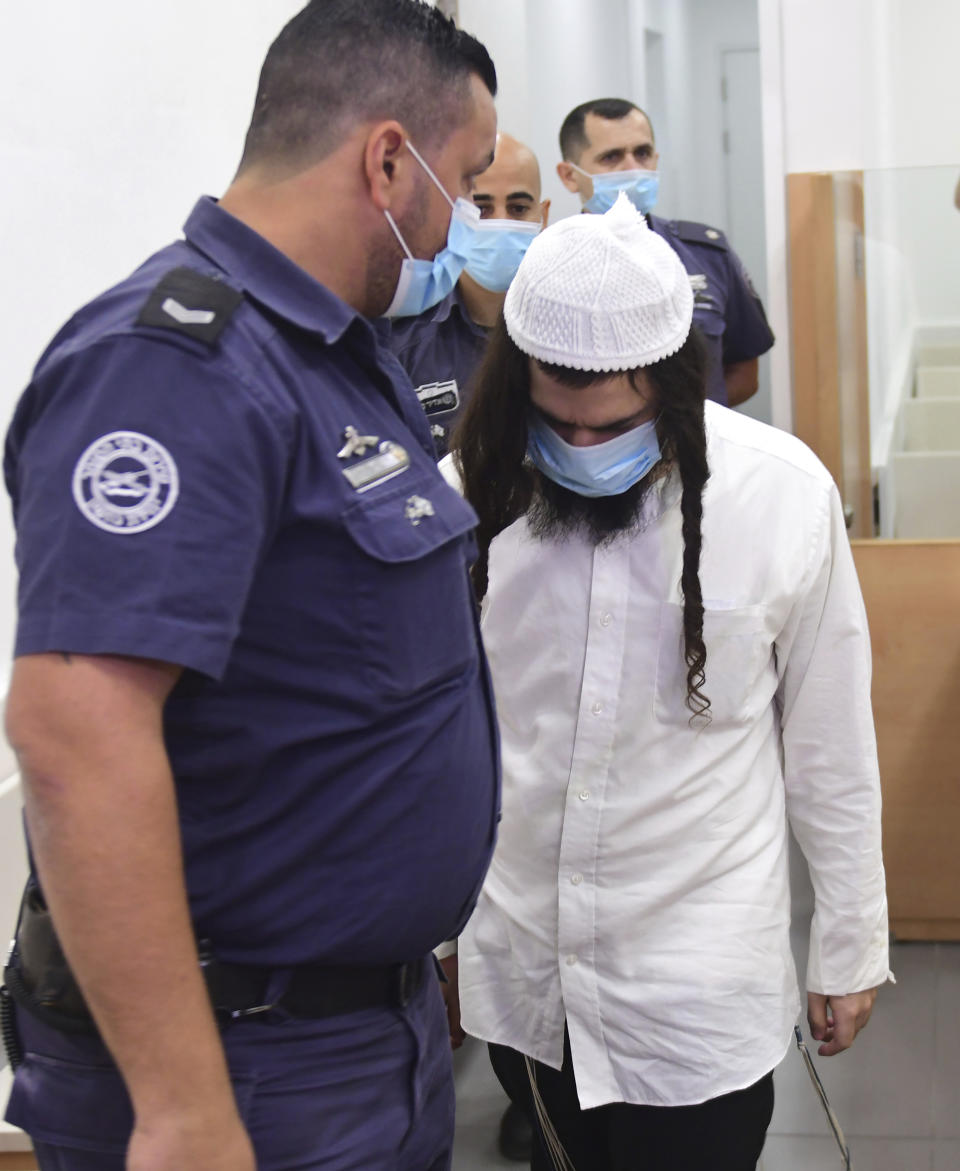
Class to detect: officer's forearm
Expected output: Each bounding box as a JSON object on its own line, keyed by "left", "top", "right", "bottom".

{"left": 723, "top": 357, "right": 759, "bottom": 407}
{"left": 6, "top": 653, "right": 239, "bottom": 1123}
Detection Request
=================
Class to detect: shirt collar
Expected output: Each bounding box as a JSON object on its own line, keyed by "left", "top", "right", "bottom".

{"left": 182, "top": 197, "right": 359, "bottom": 345}
{"left": 428, "top": 286, "right": 491, "bottom": 338}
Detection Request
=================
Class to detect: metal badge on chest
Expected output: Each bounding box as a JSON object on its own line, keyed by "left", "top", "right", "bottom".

{"left": 336, "top": 426, "right": 434, "bottom": 527}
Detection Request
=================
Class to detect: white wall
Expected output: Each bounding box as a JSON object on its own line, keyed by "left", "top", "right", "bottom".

{"left": 645, "top": 0, "right": 696, "bottom": 222}
{"left": 776, "top": 0, "right": 960, "bottom": 171}
{"left": 882, "top": 2, "right": 960, "bottom": 169}
{"left": 673, "top": 0, "right": 760, "bottom": 229}
{"left": 0, "top": 1, "right": 304, "bottom": 667}
{"left": 776, "top": 0, "right": 874, "bottom": 173}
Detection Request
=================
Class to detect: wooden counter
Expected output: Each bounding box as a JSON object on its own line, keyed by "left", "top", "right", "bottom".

{"left": 852, "top": 538, "right": 960, "bottom": 939}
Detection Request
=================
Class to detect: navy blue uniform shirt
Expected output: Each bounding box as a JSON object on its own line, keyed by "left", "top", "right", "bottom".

{"left": 387, "top": 289, "right": 489, "bottom": 459}
{"left": 649, "top": 215, "right": 774, "bottom": 406}
{"left": 5, "top": 197, "right": 500, "bottom": 966}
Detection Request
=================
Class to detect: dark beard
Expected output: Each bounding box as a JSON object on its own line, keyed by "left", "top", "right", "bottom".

{"left": 527, "top": 469, "right": 660, "bottom": 547}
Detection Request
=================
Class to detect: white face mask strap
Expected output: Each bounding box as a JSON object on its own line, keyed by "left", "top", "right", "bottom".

{"left": 571, "top": 161, "right": 599, "bottom": 203}
{"left": 406, "top": 140, "right": 456, "bottom": 210}
{"left": 383, "top": 210, "right": 414, "bottom": 260}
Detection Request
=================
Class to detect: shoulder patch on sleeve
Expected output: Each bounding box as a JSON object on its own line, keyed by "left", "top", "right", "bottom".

{"left": 673, "top": 221, "right": 729, "bottom": 251}
{"left": 136, "top": 266, "right": 243, "bottom": 345}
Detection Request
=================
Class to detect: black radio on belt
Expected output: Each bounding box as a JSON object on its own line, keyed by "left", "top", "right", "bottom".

{"left": 3, "top": 879, "right": 98, "bottom": 1036}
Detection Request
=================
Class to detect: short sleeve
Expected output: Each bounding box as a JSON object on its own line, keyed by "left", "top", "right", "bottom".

{"left": 7, "top": 335, "right": 290, "bottom": 679}
{"left": 720, "top": 249, "right": 775, "bottom": 364}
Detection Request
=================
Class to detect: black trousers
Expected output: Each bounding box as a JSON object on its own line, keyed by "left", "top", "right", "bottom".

{"left": 489, "top": 1032, "right": 774, "bottom": 1171}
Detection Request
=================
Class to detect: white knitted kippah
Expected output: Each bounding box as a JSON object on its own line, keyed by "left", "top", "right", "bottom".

{"left": 503, "top": 192, "right": 693, "bottom": 371}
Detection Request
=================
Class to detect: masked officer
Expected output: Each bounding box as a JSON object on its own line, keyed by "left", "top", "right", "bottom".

{"left": 0, "top": 4, "right": 500, "bottom": 1170}
{"left": 557, "top": 97, "right": 774, "bottom": 408}
{"left": 389, "top": 132, "right": 549, "bottom": 457}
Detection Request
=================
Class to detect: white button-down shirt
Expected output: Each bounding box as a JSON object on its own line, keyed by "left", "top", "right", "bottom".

{"left": 458, "top": 403, "right": 891, "bottom": 1110}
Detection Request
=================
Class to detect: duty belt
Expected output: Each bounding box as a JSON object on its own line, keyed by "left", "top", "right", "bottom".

{"left": 3, "top": 881, "right": 428, "bottom": 1035}
{"left": 202, "top": 952, "right": 428, "bottom": 1024}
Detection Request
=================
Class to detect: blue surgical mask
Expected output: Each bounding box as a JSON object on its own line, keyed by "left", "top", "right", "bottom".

{"left": 527, "top": 413, "right": 662, "bottom": 498}
{"left": 463, "top": 219, "right": 541, "bottom": 293}
{"left": 573, "top": 164, "right": 660, "bottom": 215}
{"left": 383, "top": 141, "right": 481, "bottom": 318}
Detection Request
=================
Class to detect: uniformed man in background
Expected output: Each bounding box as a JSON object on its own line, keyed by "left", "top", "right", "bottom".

{"left": 389, "top": 132, "right": 549, "bottom": 457}
{"left": 0, "top": 3, "right": 499, "bottom": 1170}
{"left": 557, "top": 97, "right": 774, "bottom": 407}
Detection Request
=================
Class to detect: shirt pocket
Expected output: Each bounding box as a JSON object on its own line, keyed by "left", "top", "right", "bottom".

{"left": 654, "top": 601, "right": 769, "bottom": 727}
{"left": 341, "top": 478, "right": 480, "bottom": 698}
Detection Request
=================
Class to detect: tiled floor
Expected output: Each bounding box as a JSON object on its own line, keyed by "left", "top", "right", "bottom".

{"left": 452, "top": 939, "right": 960, "bottom": 1170}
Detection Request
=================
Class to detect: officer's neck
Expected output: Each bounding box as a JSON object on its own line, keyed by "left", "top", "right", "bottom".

{"left": 458, "top": 271, "right": 504, "bottom": 330}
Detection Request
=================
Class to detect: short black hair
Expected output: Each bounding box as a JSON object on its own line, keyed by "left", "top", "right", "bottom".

{"left": 559, "top": 98, "right": 653, "bottom": 162}
{"left": 238, "top": 0, "right": 497, "bottom": 175}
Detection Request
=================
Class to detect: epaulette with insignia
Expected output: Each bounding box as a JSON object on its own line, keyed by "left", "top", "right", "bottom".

{"left": 672, "top": 221, "right": 729, "bottom": 251}
{"left": 136, "top": 266, "right": 243, "bottom": 345}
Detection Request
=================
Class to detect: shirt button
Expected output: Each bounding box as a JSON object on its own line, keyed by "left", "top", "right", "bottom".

{"left": 591, "top": 702, "right": 603, "bottom": 716}
{"left": 578, "top": 789, "right": 591, "bottom": 801}
{"left": 571, "top": 873, "right": 583, "bottom": 885}
{"left": 566, "top": 954, "right": 578, "bottom": 966}
{"left": 600, "top": 612, "right": 613, "bottom": 627}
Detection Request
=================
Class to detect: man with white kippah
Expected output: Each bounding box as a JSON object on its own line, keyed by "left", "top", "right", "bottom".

{"left": 443, "top": 194, "right": 891, "bottom": 1170}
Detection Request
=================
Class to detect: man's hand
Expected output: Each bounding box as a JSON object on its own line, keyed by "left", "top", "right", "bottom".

{"left": 807, "top": 987, "right": 878, "bottom": 1056}
{"left": 439, "top": 954, "right": 466, "bottom": 1050}
{"left": 127, "top": 1106, "right": 256, "bottom": 1171}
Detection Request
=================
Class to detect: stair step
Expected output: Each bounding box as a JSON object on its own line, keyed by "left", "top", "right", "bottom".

{"left": 902, "top": 398, "right": 960, "bottom": 451}
{"left": 915, "top": 343, "right": 960, "bottom": 367}
{"left": 915, "top": 366, "right": 960, "bottom": 398}
{"left": 891, "top": 451, "right": 960, "bottom": 538}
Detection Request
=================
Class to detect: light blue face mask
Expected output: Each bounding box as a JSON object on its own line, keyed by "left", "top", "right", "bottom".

{"left": 527, "top": 412, "right": 661, "bottom": 498}
{"left": 573, "top": 164, "right": 660, "bottom": 216}
{"left": 383, "top": 141, "right": 481, "bottom": 318}
{"left": 463, "top": 218, "right": 541, "bottom": 293}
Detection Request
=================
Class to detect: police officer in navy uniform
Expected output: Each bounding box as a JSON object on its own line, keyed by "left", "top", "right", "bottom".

{"left": 388, "top": 133, "right": 550, "bottom": 457}
{"left": 1, "top": 4, "right": 499, "bottom": 1170}
{"left": 557, "top": 98, "right": 774, "bottom": 407}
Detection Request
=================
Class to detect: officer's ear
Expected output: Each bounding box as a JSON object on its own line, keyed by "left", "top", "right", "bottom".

{"left": 539, "top": 198, "right": 552, "bottom": 227}
{"left": 364, "top": 121, "right": 412, "bottom": 211}
{"left": 556, "top": 161, "right": 584, "bottom": 196}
